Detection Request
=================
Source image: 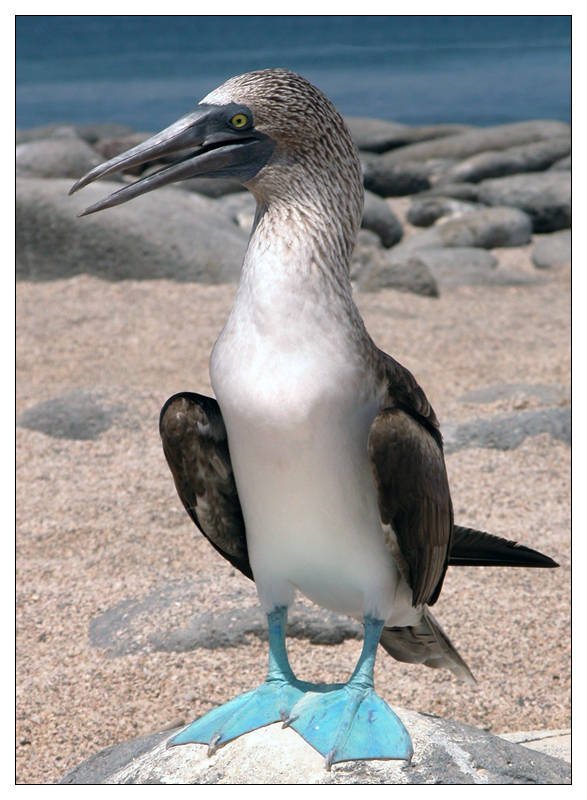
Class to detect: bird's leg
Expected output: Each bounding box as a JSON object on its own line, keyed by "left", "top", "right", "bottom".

{"left": 284, "top": 615, "right": 413, "bottom": 769}
{"left": 168, "top": 606, "right": 314, "bottom": 754}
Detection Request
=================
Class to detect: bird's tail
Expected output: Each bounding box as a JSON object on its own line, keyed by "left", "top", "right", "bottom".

{"left": 449, "top": 525, "right": 559, "bottom": 568}
{"left": 379, "top": 606, "right": 476, "bottom": 685}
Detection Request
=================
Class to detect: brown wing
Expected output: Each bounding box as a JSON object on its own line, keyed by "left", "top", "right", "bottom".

{"left": 370, "top": 353, "right": 452, "bottom": 607}
{"left": 159, "top": 392, "right": 253, "bottom": 580}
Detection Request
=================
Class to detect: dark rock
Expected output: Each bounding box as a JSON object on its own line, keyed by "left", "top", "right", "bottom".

{"left": 345, "top": 117, "right": 472, "bottom": 153}
{"left": 60, "top": 710, "right": 571, "bottom": 784}
{"left": 532, "top": 230, "right": 571, "bottom": 268}
{"left": 361, "top": 154, "right": 431, "bottom": 197}
{"left": 345, "top": 117, "right": 413, "bottom": 153}
{"left": 361, "top": 191, "right": 403, "bottom": 247}
{"left": 384, "top": 120, "right": 572, "bottom": 164}
{"left": 393, "top": 207, "right": 533, "bottom": 254}
{"left": 438, "top": 137, "right": 571, "bottom": 185}
{"left": 16, "top": 178, "right": 248, "bottom": 282}
{"left": 443, "top": 408, "right": 571, "bottom": 454}
{"left": 407, "top": 197, "right": 481, "bottom": 228}
{"left": 16, "top": 137, "right": 103, "bottom": 179}
{"left": 477, "top": 172, "right": 571, "bottom": 233}
{"left": 356, "top": 251, "right": 439, "bottom": 297}
{"left": 17, "top": 391, "right": 122, "bottom": 440}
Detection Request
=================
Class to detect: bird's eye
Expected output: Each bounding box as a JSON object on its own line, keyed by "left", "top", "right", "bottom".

{"left": 231, "top": 114, "right": 248, "bottom": 128}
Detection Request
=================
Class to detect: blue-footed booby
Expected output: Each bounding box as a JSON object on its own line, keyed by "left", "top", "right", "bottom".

{"left": 70, "top": 69, "right": 558, "bottom": 769}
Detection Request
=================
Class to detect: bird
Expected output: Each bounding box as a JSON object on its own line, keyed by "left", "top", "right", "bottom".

{"left": 70, "top": 68, "right": 558, "bottom": 770}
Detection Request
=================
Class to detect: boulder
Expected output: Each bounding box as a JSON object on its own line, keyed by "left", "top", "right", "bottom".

{"left": 355, "top": 249, "right": 439, "bottom": 297}
{"left": 477, "top": 172, "right": 571, "bottom": 232}
{"left": 345, "top": 117, "right": 472, "bottom": 153}
{"left": 16, "top": 178, "right": 248, "bottom": 282}
{"left": 59, "top": 709, "right": 571, "bottom": 784}
{"left": 361, "top": 190, "right": 403, "bottom": 246}
{"left": 16, "top": 122, "right": 135, "bottom": 145}
{"left": 531, "top": 230, "right": 571, "bottom": 268}
{"left": 443, "top": 407, "right": 571, "bottom": 453}
{"left": 384, "top": 120, "right": 572, "bottom": 164}
{"left": 180, "top": 177, "right": 247, "bottom": 198}
{"left": 437, "top": 137, "right": 571, "bottom": 185}
{"left": 549, "top": 155, "right": 571, "bottom": 172}
{"left": 215, "top": 191, "right": 257, "bottom": 230}
{"left": 392, "top": 207, "right": 533, "bottom": 254}
{"left": 412, "top": 248, "right": 542, "bottom": 289}
{"left": 93, "top": 133, "right": 157, "bottom": 175}
{"left": 361, "top": 154, "right": 430, "bottom": 197}
{"left": 419, "top": 183, "right": 481, "bottom": 203}
{"left": 407, "top": 197, "right": 481, "bottom": 228}
{"left": 16, "top": 137, "right": 103, "bottom": 180}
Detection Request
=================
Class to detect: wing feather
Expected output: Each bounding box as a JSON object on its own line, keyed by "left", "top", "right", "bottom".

{"left": 159, "top": 392, "right": 253, "bottom": 580}
{"left": 370, "top": 353, "right": 451, "bottom": 607}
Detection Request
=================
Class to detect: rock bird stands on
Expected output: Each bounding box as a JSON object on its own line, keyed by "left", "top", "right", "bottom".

{"left": 71, "top": 69, "right": 557, "bottom": 769}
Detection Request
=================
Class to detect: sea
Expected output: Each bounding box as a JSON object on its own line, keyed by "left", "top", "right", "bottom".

{"left": 16, "top": 16, "right": 571, "bottom": 132}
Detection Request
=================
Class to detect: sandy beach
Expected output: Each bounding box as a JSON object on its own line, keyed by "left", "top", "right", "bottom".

{"left": 16, "top": 197, "right": 570, "bottom": 783}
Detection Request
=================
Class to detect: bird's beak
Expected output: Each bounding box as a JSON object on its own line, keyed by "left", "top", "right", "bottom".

{"left": 69, "top": 104, "right": 274, "bottom": 216}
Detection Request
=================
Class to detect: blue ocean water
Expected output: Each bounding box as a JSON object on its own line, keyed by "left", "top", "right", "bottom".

{"left": 16, "top": 16, "right": 571, "bottom": 131}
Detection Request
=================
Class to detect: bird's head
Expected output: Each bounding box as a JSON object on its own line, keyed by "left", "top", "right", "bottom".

{"left": 69, "top": 68, "right": 363, "bottom": 219}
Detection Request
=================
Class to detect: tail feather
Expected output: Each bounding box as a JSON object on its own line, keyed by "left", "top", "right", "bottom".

{"left": 379, "top": 607, "right": 476, "bottom": 685}
{"left": 449, "top": 525, "right": 559, "bottom": 568}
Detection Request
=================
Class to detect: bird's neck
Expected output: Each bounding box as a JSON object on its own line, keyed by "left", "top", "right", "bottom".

{"left": 243, "top": 163, "right": 362, "bottom": 299}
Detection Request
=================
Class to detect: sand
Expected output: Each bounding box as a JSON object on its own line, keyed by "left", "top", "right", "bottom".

{"left": 16, "top": 209, "right": 570, "bottom": 784}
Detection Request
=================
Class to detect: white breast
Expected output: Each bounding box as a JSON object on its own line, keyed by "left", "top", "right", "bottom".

{"left": 209, "top": 274, "right": 411, "bottom": 624}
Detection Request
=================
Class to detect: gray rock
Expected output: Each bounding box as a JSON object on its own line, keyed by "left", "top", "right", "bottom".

{"left": 361, "top": 190, "right": 403, "bottom": 247}
{"left": 93, "top": 133, "right": 157, "bottom": 175}
{"left": 16, "top": 137, "right": 103, "bottom": 179}
{"left": 356, "top": 250, "right": 439, "bottom": 297}
{"left": 16, "top": 390, "right": 123, "bottom": 440}
{"left": 60, "top": 710, "right": 571, "bottom": 784}
{"left": 215, "top": 191, "right": 257, "bottom": 230}
{"left": 345, "top": 117, "right": 472, "bottom": 153}
{"left": 361, "top": 154, "right": 431, "bottom": 197}
{"left": 532, "top": 230, "right": 571, "bottom": 268}
{"left": 16, "top": 178, "right": 248, "bottom": 282}
{"left": 443, "top": 407, "right": 571, "bottom": 454}
{"left": 407, "top": 197, "right": 481, "bottom": 228}
{"left": 438, "top": 137, "right": 571, "bottom": 185}
{"left": 393, "top": 207, "right": 533, "bottom": 254}
{"left": 385, "top": 120, "right": 572, "bottom": 164}
{"left": 90, "top": 590, "right": 363, "bottom": 657}
{"left": 413, "top": 248, "right": 505, "bottom": 289}
{"left": 549, "top": 154, "right": 571, "bottom": 172}
{"left": 16, "top": 122, "right": 135, "bottom": 145}
{"left": 458, "top": 383, "right": 570, "bottom": 407}
{"left": 419, "top": 183, "right": 481, "bottom": 203}
{"left": 180, "top": 176, "right": 247, "bottom": 199}
{"left": 477, "top": 172, "right": 571, "bottom": 233}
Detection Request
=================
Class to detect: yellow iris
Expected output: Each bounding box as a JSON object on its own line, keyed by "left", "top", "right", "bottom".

{"left": 231, "top": 114, "right": 248, "bottom": 128}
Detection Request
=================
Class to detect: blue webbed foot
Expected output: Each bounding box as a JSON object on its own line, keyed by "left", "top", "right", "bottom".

{"left": 285, "top": 682, "right": 413, "bottom": 768}
{"left": 169, "top": 676, "right": 313, "bottom": 754}
{"left": 168, "top": 606, "right": 315, "bottom": 755}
